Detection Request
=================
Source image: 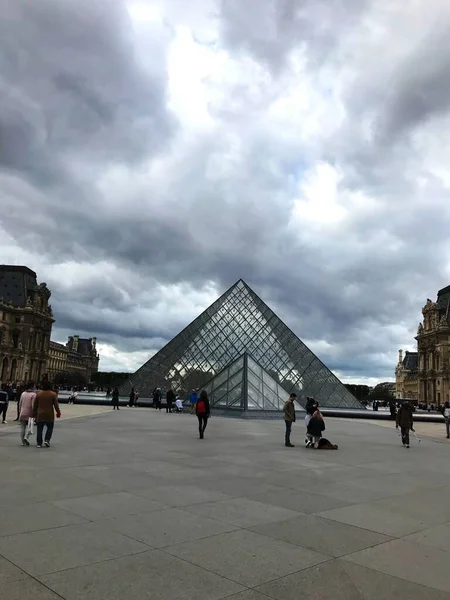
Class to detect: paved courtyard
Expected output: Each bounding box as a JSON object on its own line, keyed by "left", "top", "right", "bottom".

{"left": 1, "top": 409, "right": 449, "bottom": 600}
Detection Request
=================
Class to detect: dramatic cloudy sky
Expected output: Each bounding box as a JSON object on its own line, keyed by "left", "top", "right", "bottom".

{"left": 1, "top": 0, "right": 450, "bottom": 384}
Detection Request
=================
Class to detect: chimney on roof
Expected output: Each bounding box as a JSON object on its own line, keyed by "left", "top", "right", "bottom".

{"left": 398, "top": 349, "right": 403, "bottom": 364}
{"left": 73, "top": 335, "right": 79, "bottom": 353}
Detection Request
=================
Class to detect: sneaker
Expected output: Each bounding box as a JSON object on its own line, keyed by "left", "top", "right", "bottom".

{"left": 2, "top": 420, "right": 7, "bottom": 424}
{"left": 23, "top": 438, "right": 30, "bottom": 446}
{"left": 44, "top": 441, "right": 50, "bottom": 448}
{"left": 36, "top": 445, "right": 42, "bottom": 448}
{"left": 285, "top": 442, "right": 295, "bottom": 447}
{"left": 406, "top": 445, "right": 410, "bottom": 448}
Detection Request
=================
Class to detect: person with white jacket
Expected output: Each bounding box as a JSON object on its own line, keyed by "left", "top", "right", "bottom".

{"left": 18, "top": 382, "right": 36, "bottom": 446}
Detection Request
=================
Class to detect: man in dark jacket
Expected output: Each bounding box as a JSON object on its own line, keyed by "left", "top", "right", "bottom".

{"left": 396, "top": 401, "right": 414, "bottom": 448}
{"left": 0, "top": 383, "right": 8, "bottom": 424}
{"left": 166, "top": 388, "right": 175, "bottom": 413}
{"left": 283, "top": 393, "right": 297, "bottom": 448}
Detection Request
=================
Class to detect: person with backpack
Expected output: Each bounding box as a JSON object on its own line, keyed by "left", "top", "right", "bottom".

{"left": 195, "top": 390, "right": 210, "bottom": 439}
{"left": 396, "top": 400, "right": 414, "bottom": 448}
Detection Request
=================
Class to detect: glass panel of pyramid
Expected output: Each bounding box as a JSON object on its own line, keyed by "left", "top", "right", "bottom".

{"left": 202, "top": 353, "right": 305, "bottom": 412}
{"left": 119, "top": 279, "right": 362, "bottom": 409}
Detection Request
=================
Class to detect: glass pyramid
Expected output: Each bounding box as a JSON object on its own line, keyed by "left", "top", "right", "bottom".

{"left": 203, "top": 352, "right": 306, "bottom": 412}
{"left": 120, "top": 279, "right": 362, "bottom": 409}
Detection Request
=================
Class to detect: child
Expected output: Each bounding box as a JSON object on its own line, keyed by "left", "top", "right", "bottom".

{"left": 306, "top": 407, "right": 325, "bottom": 448}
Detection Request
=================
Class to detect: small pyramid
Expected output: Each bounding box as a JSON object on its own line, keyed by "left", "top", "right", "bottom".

{"left": 202, "top": 352, "right": 306, "bottom": 413}
{"left": 119, "top": 280, "right": 362, "bottom": 409}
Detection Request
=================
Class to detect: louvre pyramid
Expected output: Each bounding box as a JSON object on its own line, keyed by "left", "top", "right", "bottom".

{"left": 120, "top": 279, "right": 362, "bottom": 409}
{"left": 202, "top": 352, "right": 306, "bottom": 413}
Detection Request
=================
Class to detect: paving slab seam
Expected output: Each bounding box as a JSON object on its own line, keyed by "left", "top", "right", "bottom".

{"left": 157, "top": 539, "right": 332, "bottom": 594}
{"left": 237, "top": 517, "right": 396, "bottom": 555}
{"left": 340, "top": 549, "right": 450, "bottom": 595}
{"left": 316, "top": 509, "right": 429, "bottom": 538}
{"left": 30, "top": 547, "right": 155, "bottom": 578}
{"left": 0, "top": 551, "right": 68, "bottom": 600}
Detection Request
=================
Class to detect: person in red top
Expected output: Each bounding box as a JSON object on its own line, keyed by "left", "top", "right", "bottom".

{"left": 195, "top": 390, "right": 210, "bottom": 439}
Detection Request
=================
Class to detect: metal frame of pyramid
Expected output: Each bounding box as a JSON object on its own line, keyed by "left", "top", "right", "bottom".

{"left": 119, "top": 279, "right": 362, "bottom": 409}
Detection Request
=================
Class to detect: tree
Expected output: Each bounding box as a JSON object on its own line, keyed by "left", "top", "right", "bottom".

{"left": 344, "top": 384, "right": 370, "bottom": 404}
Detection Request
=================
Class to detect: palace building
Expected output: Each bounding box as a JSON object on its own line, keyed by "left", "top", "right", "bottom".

{"left": 0, "top": 265, "right": 100, "bottom": 386}
{"left": 0, "top": 265, "right": 53, "bottom": 383}
{"left": 396, "top": 285, "right": 450, "bottom": 406}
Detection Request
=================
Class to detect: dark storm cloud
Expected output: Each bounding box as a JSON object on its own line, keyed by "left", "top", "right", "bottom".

{"left": 1, "top": 0, "right": 449, "bottom": 380}
{"left": 0, "top": 0, "right": 175, "bottom": 178}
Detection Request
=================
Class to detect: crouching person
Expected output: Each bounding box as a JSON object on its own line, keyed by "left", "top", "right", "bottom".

{"left": 306, "top": 408, "right": 325, "bottom": 448}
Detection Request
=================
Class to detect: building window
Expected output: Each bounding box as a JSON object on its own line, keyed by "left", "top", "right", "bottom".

{"left": 15, "top": 316, "right": 21, "bottom": 323}
{"left": 12, "top": 331, "right": 20, "bottom": 348}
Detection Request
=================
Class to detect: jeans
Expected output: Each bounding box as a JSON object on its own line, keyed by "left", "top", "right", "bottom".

{"left": 285, "top": 420, "right": 292, "bottom": 444}
{"left": 197, "top": 415, "right": 208, "bottom": 437}
{"left": 0, "top": 402, "right": 8, "bottom": 422}
{"left": 445, "top": 418, "right": 449, "bottom": 438}
{"left": 36, "top": 421, "right": 54, "bottom": 446}
{"left": 400, "top": 427, "right": 410, "bottom": 445}
{"left": 20, "top": 419, "right": 31, "bottom": 442}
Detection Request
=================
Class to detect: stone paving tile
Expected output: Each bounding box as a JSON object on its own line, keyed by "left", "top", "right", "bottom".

{"left": 184, "top": 497, "right": 299, "bottom": 528}
{"left": 39, "top": 549, "right": 244, "bottom": 600}
{"left": 164, "top": 529, "right": 329, "bottom": 588}
{"left": 0, "top": 501, "right": 88, "bottom": 537}
{"left": 0, "top": 577, "right": 63, "bottom": 600}
{"left": 0, "top": 555, "right": 28, "bottom": 584}
{"left": 256, "top": 559, "right": 450, "bottom": 600}
{"left": 52, "top": 491, "right": 164, "bottom": 521}
{"left": 247, "top": 487, "right": 352, "bottom": 514}
{"left": 106, "top": 507, "right": 238, "bottom": 548}
{"left": 0, "top": 522, "right": 149, "bottom": 575}
{"left": 404, "top": 522, "right": 450, "bottom": 552}
{"left": 317, "top": 503, "right": 428, "bottom": 537}
{"left": 250, "top": 514, "right": 392, "bottom": 557}
{"left": 134, "top": 483, "right": 231, "bottom": 507}
{"left": 344, "top": 539, "right": 450, "bottom": 593}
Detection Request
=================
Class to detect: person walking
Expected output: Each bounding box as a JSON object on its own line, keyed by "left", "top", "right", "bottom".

{"left": 196, "top": 390, "right": 210, "bottom": 439}
{"left": 441, "top": 401, "right": 450, "bottom": 438}
{"left": 135, "top": 389, "right": 139, "bottom": 407}
{"left": 33, "top": 381, "right": 61, "bottom": 448}
{"left": 189, "top": 389, "right": 198, "bottom": 414}
{"left": 166, "top": 388, "right": 175, "bottom": 413}
{"left": 283, "top": 393, "right": 297, "bottom": 447}
{"left": 0, "top": 383, "right": 9, "bottom": 424}
{"left": 129, "top": 387, "right": 136, "bottom": 407}
{"left": 111, "top": 387, "right": 120, "bottom": 410}
{"left": 18, "top": 381, "right": 36, "bottom": 446}
{"left": 396, "top": 400, "right": 414, "bottom": 448}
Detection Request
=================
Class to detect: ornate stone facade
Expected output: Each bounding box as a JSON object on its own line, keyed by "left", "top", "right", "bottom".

{"left": 0, "top": 266, "right": 54, "bottom": 384}
{"left": 48, "top": 336, "right": 100, "bottom": 384}
{"left": 395, "top": 349, "right": 418, "bottom": 400}
{"left": 396, "top": 285, "right": 450, "bottom": 406}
